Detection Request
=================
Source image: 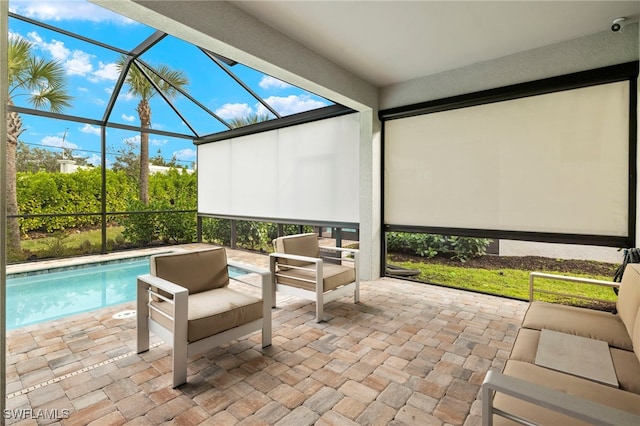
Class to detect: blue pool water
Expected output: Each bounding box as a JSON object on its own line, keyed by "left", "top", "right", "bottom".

{"left": 7, "top": 257, "right": 245, "bottom": 330}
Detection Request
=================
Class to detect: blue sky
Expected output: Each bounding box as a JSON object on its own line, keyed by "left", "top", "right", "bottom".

{"left": 8, "top": 0, "right": 332, "bottom": 168}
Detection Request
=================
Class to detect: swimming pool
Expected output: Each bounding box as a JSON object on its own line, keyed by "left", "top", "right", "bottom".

{"left": 6, "top": 257, "right": 245, "bottom": 330}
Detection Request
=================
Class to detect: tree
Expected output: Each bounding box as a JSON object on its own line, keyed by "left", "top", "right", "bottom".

{"left": 228, "top": 113, "right": 271, "bottom": 129}
{"left": 112, "top": 137, "right": 141, "bottom": 185}
{"left": 17, "top": 141, "right": 88, "bottom": 173}
{"left": 150, "top": 148, "right": 180, "bottom": 168}
{"left": 6, "top": 36, "right": 72, "bottom": 253}
{"left": 116, "top": 57, "right": 188, "bottom": 205}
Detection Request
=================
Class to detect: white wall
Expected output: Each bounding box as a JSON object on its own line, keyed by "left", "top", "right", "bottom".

{"left": 380, "top": 24, "right": 639, "bottom": 110}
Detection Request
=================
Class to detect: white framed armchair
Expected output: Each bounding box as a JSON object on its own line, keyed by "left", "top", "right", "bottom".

{"left": 269, "top": 233, "right": 359, "bottom": 322}
{"left": 136, "top": 247, "right": 272, "bottom": 388}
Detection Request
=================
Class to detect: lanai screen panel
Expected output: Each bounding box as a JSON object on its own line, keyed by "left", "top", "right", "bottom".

{"left": 198, "top": 114, "right": 360, "bottom": 223}
{"left": 385, "top": 81, "right": 630, "bottom": 237}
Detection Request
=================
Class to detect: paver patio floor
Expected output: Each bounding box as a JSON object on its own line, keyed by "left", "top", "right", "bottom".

{"left": 6, "top": 247, "right": 527, "bottom": 425}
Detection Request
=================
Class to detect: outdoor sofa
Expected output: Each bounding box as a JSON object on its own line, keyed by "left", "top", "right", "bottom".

{"left": 482, "top": 264, "right": 640, "bottom": 425}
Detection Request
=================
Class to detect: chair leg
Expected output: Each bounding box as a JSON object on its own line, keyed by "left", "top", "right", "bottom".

{"left": 172, "top": 291, "right": 189, "bottom": 388}
{"left": 315, "top": 301, "right": 323, "bottom": 323}
{"left": 172, "top": 345, "right": 187, "bottom": 388}
{"left": 315, "top": 265, "right": 324, "bottom": 322}
{"left": 354, "top": 279, "right": 360, "bottom": 304}
{"left": 136, "top": 279, "right": 150, "bottom": 353}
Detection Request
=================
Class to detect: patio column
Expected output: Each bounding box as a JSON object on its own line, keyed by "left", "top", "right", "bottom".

{"left": 358, "top": 110, "right": 382, "bottom": 280}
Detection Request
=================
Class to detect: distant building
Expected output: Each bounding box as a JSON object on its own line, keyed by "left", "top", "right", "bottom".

{"left": 58, "top": 160, "right": 194, "bottom": 174}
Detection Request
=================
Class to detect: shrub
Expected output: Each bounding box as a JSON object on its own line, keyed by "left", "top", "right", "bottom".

{"left": 201, "top": 218, "right": 231, "bottom": 245}
{"left": 386, "top": 232, "right": 491, "bottom": 262}
{"left": 386, "top": 232, "right": 446, "bottom": 258}
{"left": 159, "top": 209, "right": 197, "bottom": 243}
{"left": 121, "top": 201, "right": 160, "bottom": 246}
{"left": 449, "top": 236, "right": 490, "bottom": 262}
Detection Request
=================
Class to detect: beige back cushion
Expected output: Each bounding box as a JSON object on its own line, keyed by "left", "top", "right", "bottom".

{"left": 151, "top": 248, "right": 229, "bottom": 295}
{"left": 273, "top": 233, "right": 320, "bottom": 268}
{"left": 617, "top": 264, "right": 640, "bottom": 338}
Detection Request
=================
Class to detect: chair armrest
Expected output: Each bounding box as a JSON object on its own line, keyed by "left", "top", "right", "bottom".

{"left": 529, "top": 271, "right": 618, "bottom": 302}
{"left": 481, "top": 370, "right": 640, "bottom": 426}
{"left": 269, "top": 252, "right": 322, "bottom": 264}
{"left": 137, "top": 274, "right": 189, "bottom": 339}
{"left": 137, "top": 273, "right": 189, "bottom": 298}
{"left": 319, "top": 246, "right": 359, "bottom": 254}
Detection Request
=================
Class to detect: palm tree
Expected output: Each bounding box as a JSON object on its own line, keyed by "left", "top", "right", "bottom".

{"left": 228, "top": 113, "right": 271, "bottom": 129}
{"left": 6, "top": 36, "right": 72, "bottom": 254}
{"left": 116, "top": 57, "right": 188, "bottom": 205}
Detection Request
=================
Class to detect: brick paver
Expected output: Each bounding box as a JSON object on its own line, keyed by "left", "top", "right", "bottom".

{"left": 6, "top": 248, "right": 527, "bottom": 425}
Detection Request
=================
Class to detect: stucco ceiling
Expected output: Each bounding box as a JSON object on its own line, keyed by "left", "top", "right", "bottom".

{"left": 231, "top": 1, "right": 640, "bottom": 88}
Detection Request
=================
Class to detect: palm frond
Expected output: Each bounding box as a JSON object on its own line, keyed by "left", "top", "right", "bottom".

{"left": 228, "top": 113, "right": 272, "bottom": 129}
{"left": 8, "top": 37, "right": 72, "bottom": 113}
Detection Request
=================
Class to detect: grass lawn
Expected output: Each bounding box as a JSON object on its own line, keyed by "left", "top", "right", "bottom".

{"left": 391, "top": 259, "right": 618, "bottom": 307}
{"left": 20, "top": 226, "right": 125, "bottom": 254}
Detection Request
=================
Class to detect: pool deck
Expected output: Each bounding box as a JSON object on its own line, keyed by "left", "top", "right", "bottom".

{"left": 5, "top": 244, "right": 527, "bottom": 425}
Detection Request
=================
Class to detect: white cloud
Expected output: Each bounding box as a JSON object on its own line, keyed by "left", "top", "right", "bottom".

{"left": 26, "top": 31, "right": 95, "bottom": 77}
{"left": 121, "top": 114, "right": 136, "bottom": 123}
{"left": 92, "top": 62, "right": 120, "bottom": 82}
{"left": 11, "top": 0, "right": 136, "bottom": 24}
{"left": 85, "top": 154, "right": 102, "bottom": 167}
{"left": 118, "top": 92, "right": 136, "bottom": 102}
{"left": 259, "top": 75, "right": 291, "bottom": 90}
{"left": 79, "top": 124, "right": 100, "bottom": 136}
{"left": 257, "top": 95, "right": 327, "bottom": 116}
{"left": 215, "top": 103, "right": 253, "bottom": 120}
{"left": 173, "top": 148, "right": 196, "bottom": 162}
{"left": 65, "top": 50, "right": 94, "bottom": 76}
{"left": 8, "top": 31, "right": 22, "bottom": 42}
{"left": 41, "top": 135, "right": 79, "bottom": 150}
{"left": 39, "top": 38, "right": 69, "bottom": 61}
{"left": 151, "top": 139, "right": 168, "bottom": 147}
{"left": 26, "top": 31, "right": 43, "bottom": 45}
{"left": 123, "top": 135, "right": 141, "bottom": 146}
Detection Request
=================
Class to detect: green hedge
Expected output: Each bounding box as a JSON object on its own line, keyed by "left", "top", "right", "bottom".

{"left": 17, "top": 168, "right": 135, "bottom": 233}
{"left": 17, "top": 167, "right": 197, "bottom": 237}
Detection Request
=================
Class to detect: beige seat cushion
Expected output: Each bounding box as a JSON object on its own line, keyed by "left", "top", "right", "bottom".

{"left": 617, "top": 264, "right": 640, "bottom": 338}
{"left": 492, "top": 360, "right": 640, "bottom": 425}
{"left": 151, "top": 248, "right": 229, "bottom": 295}
{"left": 273, "top": 233, "right": 320, "bottom": 269}
{"left": 522, "top": 301, "right": 633, "bottom": 350}
{"left": 509, "top": 328, "right": 640, "bottom": 394}
{"left": 276, "top": 263, "right": 355, "bottom": 292}
{"left": 151, "top": 287, "right": 263, "bottom": 343}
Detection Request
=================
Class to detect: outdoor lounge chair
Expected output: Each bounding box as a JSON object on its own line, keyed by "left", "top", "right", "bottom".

{"left": 269, "top": 233, "right": 359, "bottom": 322}
{"left": 136, "top": 247, "right": 272, "bottom": 387}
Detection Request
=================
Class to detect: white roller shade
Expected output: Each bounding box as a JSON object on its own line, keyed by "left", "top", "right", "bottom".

{"left": 385, "top": 81, "right": 630, "bottom": 237}
{"left": 198, "top": 113, "right": 360, "bottom": 223}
